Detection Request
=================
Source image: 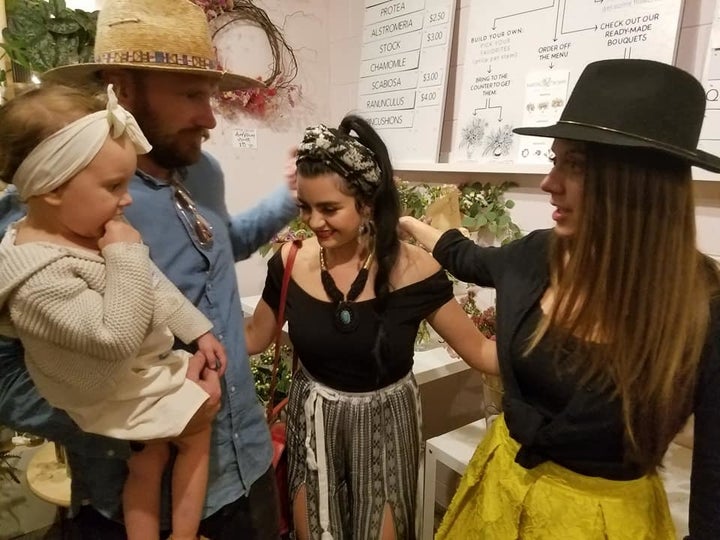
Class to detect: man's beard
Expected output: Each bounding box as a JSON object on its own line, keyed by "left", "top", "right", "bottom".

{"left": 132, "top": 92, "right": 209, "bottom": 170}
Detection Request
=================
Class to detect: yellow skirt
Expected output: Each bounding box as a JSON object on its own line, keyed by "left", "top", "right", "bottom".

{"left": 436, "top": 415, "right": 676, "bottom": 540}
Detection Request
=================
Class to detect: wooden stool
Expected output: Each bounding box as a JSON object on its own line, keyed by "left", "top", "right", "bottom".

{"left": 26, "top": 441, "right": 71, "bottom": 538}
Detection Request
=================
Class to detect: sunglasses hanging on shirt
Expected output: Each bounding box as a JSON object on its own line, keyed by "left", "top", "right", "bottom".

{"left": 170, "top": 174, "right": 214, "bottom": 250}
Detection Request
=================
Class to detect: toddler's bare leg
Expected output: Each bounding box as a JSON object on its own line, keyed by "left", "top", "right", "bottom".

{"left": 124, "top": 442, "right": 170, "bottom": 540}
{"left": 169, "top": 427, "right": 211, "bottom": 540}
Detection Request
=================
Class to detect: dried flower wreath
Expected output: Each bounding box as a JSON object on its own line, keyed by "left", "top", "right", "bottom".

{"left": 193, "top": 0, "right": 301, "bottom": 117}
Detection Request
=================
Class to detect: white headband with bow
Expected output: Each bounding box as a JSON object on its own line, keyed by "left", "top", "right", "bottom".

{"left": 12, "top": 84, "right": 152, "bottom": 201}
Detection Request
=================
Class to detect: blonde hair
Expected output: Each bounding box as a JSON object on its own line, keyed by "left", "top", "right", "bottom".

{"left": 529, "top": 143, "right": 720, "bottom": 471}
{"left": 0, "top": 83, "right": 106, "bottom": 184}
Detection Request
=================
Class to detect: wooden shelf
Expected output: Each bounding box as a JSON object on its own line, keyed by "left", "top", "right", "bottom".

{"left": 395, "top": 162, "right": 551, "bottom": 175}
{"left": 394, "top": 162, "right": 720, "bottom": 183}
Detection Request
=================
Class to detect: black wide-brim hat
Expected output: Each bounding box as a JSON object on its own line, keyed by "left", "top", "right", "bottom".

{"left": 513, "top": 59, "right": 720, "bottom": 173}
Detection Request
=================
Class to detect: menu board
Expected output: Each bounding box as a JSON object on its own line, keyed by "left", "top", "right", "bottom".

{"left": 699, "top": 2, "right": 720, "bottom": 177}
{"left": 449, "top": 0, "right": 684, "bottom": 165}
{"left": 357, "top": 0, "right": 457, "bottom": 163}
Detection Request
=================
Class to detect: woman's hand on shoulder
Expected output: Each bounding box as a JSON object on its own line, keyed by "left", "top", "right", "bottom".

{"left": 398, "top": 215, "right": 443, "bottom": 252}
{"left": 394, "top": 241, "right": 443, "bottom": 289}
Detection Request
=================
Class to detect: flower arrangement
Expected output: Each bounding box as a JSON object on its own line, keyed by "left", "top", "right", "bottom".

{"left": 398, "top": 179, "right": 522, "bottom": 246}
{"left": 459, "top": 117, "right": 488, "bottom": 158}
{"left": 191, "top": 0, "right": 300, "bottom": 118}
{"left": 257, "top": 215, "right": 314, "bottom": 257}
{"left": 459, "top": 181, "right": 521, "bottom": 245}
{"left": 216, "top": 74, "right": 301, "bottom": 118}
{"left": 461, "top": 290, "right": 496, "bottom": 339}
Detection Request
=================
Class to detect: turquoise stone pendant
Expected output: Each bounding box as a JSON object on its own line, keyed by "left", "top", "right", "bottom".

{"left": 334, "top": 301, "right": 359, "bottom": 333}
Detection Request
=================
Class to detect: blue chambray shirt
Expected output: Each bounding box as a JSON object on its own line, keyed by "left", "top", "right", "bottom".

{"left": 0, "top": 151, "right": 298, "bottom": 523}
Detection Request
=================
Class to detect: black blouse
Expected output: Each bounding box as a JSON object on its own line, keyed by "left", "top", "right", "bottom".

{"left": 434, "top": 228, "right": 720, "bottom": 539}
{"left": 262, "top": 249, "right": 453, "bottom": 392}
{"left": 511, "top": 302, "right": 632, "bottom": 479}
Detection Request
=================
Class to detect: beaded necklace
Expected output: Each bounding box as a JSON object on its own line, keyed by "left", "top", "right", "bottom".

{"left": 319, "top": 247, "right": 373, "bottom": 333}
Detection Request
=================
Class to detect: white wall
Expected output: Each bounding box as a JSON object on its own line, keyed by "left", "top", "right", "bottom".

{"left": 202, "top": 0, "right": 331, "bottom": 297}
{"left": 212, "top": 0, "right": 720, "bottom": 298}
{"left": 65, "top": 0, "right": 104, "bottom": 9}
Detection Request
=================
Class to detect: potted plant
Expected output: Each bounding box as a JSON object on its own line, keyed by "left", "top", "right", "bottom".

{"left": 1, "top": 0, "right": 98, "bottom": 81}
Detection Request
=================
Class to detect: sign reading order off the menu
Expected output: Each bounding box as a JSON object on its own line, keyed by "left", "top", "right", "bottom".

{"left": 357, "top": 0, "right": 456, "bottom": 163}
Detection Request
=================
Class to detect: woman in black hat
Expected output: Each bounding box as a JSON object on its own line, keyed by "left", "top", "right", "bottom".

{"left": 400, "top": 59, "right": 720, "bottom": 539}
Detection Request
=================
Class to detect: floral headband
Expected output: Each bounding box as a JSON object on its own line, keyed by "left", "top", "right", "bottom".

{"left": 296, "top": 124, "right": 382, "bottom": 199}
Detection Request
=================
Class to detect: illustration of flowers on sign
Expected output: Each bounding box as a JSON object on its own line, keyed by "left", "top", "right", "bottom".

{"left": 460, "top": 117, "right": 488, "bottom": 159}
{"left": 483, "top": 124, "right": 514, "bottom": 158}
{"left": 192, "top": 0, "right": 300, "bottom": 118}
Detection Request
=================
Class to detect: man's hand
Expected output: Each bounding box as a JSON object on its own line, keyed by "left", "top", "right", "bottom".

{"left": 99, "top": 218, "right": 142, "bottom": 250}
{"left": 284, "top": 146, "right": 298, "bottom": 199}
{"left": 196, "top": 332, "right": 227, "bottom": 376}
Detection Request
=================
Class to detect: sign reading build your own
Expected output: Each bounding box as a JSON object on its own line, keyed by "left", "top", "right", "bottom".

{"left": 450, "top": 0, "right": 684, "bottom": 165}
{"left": 357, "top": 0, "right": 457, "bottom": 163}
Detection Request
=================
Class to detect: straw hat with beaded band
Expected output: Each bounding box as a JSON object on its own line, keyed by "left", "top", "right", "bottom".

{"left": 42, "top": 0, "right": 262, "bottom": 91}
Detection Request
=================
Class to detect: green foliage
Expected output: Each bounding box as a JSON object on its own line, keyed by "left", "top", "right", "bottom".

{"left": 257, "top": 215, "right": 315, "bottom": 257}
{"left": 250, "top": 344, "right": 294, "bottom": 407}
{"left": 459, "top": 181, "right": 522, "bottom": 245}
{"left": 1, "top": 0, "right": 98, "bottom": 74}
{"left": 0, "top": 52, "right": 7, "bottom": 86}
{"left": 398, "top": 179, "right": 522, "bottom": 245}
{"left": 396, "top": 180, "right": 445, "bottom": 218}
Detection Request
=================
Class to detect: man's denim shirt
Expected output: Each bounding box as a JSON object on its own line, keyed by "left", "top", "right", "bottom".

{"left": 0, "top": 152, "right": 297, "bottom": 521}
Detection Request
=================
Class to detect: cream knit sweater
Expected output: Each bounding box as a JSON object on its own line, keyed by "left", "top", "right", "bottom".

{"left": 0, "top": 233, "right": 213, "bottom": 438}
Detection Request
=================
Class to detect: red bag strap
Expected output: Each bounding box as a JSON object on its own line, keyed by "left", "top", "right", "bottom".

{"left": 266, "top": 240, "right": 301, "bottom": 422}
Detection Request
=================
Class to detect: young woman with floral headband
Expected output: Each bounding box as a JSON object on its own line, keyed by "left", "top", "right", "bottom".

{"left": 244, "top": 115, "right": 497, "bottom": 540}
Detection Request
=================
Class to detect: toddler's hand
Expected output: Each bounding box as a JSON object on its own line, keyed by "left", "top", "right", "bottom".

{"left": 99, "top": 218, "right": 142, "bottom": 249}
{"left": 197, "top": 332, "right": 227, "bottom": 377}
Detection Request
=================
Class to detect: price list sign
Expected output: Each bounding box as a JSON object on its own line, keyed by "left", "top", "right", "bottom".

{"left": 357, "top": 0, "right": 456, "bottom": 163}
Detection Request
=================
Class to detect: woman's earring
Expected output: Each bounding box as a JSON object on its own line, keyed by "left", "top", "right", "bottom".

{"left": 359, "top": 220, "right": 375, "bottom": 236}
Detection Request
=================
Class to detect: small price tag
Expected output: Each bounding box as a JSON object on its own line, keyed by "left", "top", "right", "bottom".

{"left": 232, "top": 128, "right": 257, "bottom": 149}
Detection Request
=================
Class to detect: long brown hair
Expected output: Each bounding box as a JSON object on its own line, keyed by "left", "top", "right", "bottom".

{"left": 530, "top": 142, "right": 720, "bottom": 471}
